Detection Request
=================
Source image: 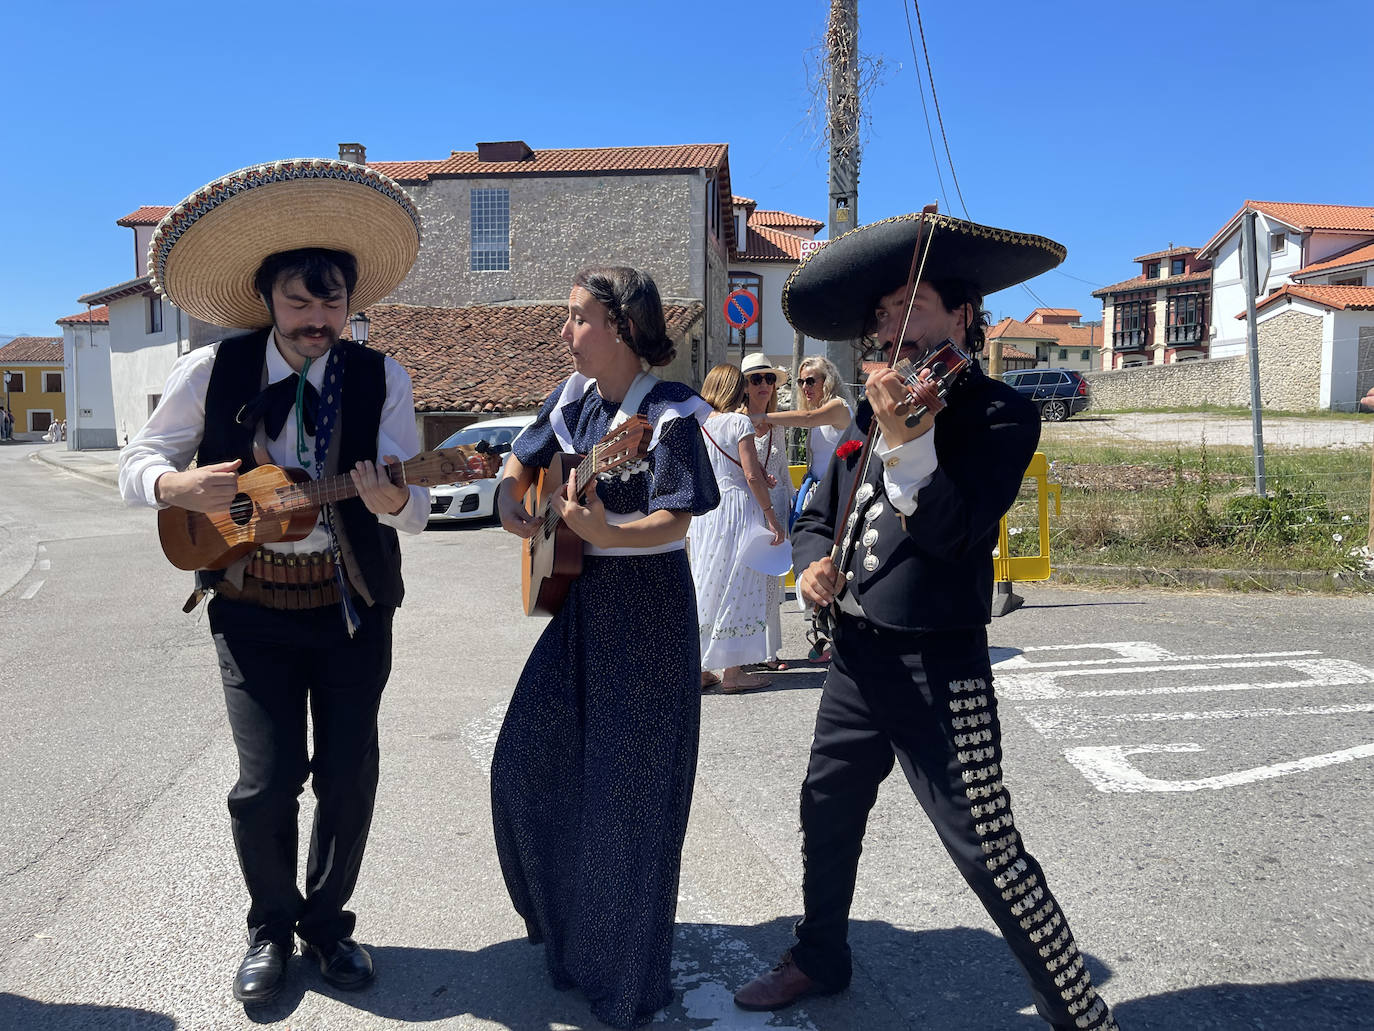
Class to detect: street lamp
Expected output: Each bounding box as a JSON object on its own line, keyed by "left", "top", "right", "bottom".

{"left": 349, "top": 311, "right": 370, "bottom": 345}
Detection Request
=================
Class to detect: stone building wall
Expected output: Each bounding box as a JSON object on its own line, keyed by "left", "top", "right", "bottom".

{"left": 1082, "top": 310, "right": 1328, "bottom": 411}
{"left": 385, "top": 174, "right": 699, "bottom": 308}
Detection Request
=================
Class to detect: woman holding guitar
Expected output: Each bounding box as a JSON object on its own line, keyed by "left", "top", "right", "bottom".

{"left": 491, "top": 266, "right": 719, "bottom": 1028}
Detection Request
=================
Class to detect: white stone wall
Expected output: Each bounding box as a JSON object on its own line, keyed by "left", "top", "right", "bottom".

{"left": 1084, "top": 309, "right": 1326, "bottom": 411}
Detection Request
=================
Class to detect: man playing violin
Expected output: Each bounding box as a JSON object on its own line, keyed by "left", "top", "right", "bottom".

{"left": 735, "top": 214, "right": 1120, "bottom": 1031}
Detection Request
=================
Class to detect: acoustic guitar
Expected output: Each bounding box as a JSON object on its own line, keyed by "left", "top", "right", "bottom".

{"left": 521, "top": 415, "right": 653, "bottom": 616}
{"left": 159, "top": 444, "right": 502, "bottom": 571}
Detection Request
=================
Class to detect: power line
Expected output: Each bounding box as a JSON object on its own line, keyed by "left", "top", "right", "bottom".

{"left": 900, "top": 0, "right": 949, "bottom": 213}
{"left": 911, "top": 0, "right": 969, "bottom": 220}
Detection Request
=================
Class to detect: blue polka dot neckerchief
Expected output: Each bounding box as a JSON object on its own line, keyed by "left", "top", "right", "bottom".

{"left": 312, "top": 346, "right": 361, "bottom": 637}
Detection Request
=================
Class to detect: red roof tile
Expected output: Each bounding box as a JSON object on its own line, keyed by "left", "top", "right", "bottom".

{"left": 371, "top": 143, "right": 733, "bottom": 249}
{"left": 56, "top": 306, "right": 109, "bottom": 325}
{"left": 986, "top": 318, "right": 1055, "bottom": 342}
{"left": 1249, "top": 201, "right": 1374, "bottom": 233}
{"left": 366, "top": 160, "right": 446, "bottom": 183}
{"left": 1200, "top": 200, "right": 1374, "bottom": 257}
{"left": 1245, "top": 284, "right": 1374, "bottom": 317}
{"left": 0, "top": 337, "right": 64, "bottom": 362}
{"left": 732, "top": 195, "right": 757, "bottom": 208}
{"left": 1092, "top": 269, "right": 1211, "bottom": 297}
{"left": 116, "top": 206, "right": 172, "bottom": 227}
{"left": 1293, "top": 240, "right": 1374, "bottom": 278}
{"left": 364, "top": 301, "right": 704, "bottom": 412}
{"left": 1132, "top": 246, "right": 1195, "bottom": 263}
{"left": 749, "top": 209, "right": 824, "bottom": 231}
{"left": 733, "top": 223, "right": 804, "bottom": 262}
{"left": 409, "top": 143, "right": 728, "bottom": 179}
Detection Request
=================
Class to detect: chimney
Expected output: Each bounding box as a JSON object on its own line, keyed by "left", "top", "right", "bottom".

{"left": 338, "top": 142, "right": 367, "bottom": 165}
{"left": 476, "top": 140, "right": 534, "bottom": 163}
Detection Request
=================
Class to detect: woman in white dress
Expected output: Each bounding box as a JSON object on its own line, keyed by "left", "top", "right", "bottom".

{"left": 691, "top": 363, "right": 785, "bottom": 693}
{"left": 754, "top": 355, "right": 854, "bottom": 662}
{"left": 738, "top": 354, "right": 794, "bottom": 670}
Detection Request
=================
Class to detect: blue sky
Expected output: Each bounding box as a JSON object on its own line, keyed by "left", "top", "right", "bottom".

{"left": 3, "top": 0, "right": 1371, "bottom": 338}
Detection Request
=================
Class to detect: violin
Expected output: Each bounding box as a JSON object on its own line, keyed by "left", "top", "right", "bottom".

{"left": 893, "top": 340, "right": 973, "bottom": 427}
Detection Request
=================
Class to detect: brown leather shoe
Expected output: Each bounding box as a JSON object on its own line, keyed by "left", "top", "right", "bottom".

{"left": 734, "top": 951, "right": 837, "bottom": 1011}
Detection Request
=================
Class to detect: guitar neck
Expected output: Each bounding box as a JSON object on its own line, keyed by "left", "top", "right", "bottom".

{"left": 277, "top": 460, "right": 406, "bottom": 510}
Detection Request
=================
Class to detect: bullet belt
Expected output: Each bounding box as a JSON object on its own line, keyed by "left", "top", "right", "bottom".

{"left": 217, "top": 550, "right": 345, "bottom": 611}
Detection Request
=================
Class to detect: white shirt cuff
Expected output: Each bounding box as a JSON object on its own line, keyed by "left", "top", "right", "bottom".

{"left": 876, "top": 432, "right": 938, "bottom": 516}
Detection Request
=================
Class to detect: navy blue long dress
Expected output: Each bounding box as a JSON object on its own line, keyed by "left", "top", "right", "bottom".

{"left": 491, "top": 376, "right": 719, "bottom": 1028}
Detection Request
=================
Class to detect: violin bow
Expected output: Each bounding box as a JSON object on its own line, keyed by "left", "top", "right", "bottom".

{"left": 824, "top": 202, "right": 940, "bottom": 575}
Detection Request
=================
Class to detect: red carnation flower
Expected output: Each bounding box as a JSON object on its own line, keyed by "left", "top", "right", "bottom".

{"left": 835, "top": 440, "right": 862, "bottom": 461}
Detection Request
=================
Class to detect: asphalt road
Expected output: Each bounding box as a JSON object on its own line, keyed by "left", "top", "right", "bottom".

{"left": 1, "top": 441, "right": 1372, "bottom": 1030}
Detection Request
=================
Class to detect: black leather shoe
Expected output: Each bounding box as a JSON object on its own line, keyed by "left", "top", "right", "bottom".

{"left": 300, "top": 937, "right": 374, "bottom": 990}
{"left": 233, "top": 940, "right": 291, "bottom": 1004}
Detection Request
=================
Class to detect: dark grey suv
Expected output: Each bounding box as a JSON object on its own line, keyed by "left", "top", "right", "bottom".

{"left": 1002, "top": 368, "right": 1091, "bottom": 422}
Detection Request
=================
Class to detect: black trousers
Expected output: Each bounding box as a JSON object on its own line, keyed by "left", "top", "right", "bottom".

{"left": 208, "top": 594, "right": 393, "bottom": 949}
{"left": 790, "top": 616, "right": 1115, "bottom": 1031}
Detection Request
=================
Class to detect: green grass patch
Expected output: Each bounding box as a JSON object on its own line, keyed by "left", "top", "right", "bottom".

{"left": 1001, "top": 438, "right": 1374, "bottom": 591}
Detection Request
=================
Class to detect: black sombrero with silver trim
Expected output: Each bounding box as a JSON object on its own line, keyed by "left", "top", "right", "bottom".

{"left": 148, "top": 158, "right": 422, "bottom": 330}
{"left": 782, "top": 213, "right": 1067, "bottom": 341}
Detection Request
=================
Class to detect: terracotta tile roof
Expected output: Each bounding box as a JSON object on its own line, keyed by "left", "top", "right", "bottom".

{"left": 1200, "top": 200, "right": 1374, "bottom": 257}
{"left": 1293, "top": 240, "right": 1374, "bottom": 278}
{"left": 749, "top": 209, "right": 824, "bottom": 231}
{"left": 733, "top": 223, "right": 804, "bottom": 262}
{"left": 366, "top": 160, "right": 445, "bottom": 183}
{"left": 116, "top": 206, "right": 172, "bottom": 227}
{"left": 1132, "top": 246, "right": 1195, "bottom": 263}
{"left": 986, "top": 318, "right": 1055, "bottom": 342}
{"left": 56, "top": 306, "right": 109, "bottom": 325}
{"left": 1000, "top": 345, "right": 1035, "bottom": 361}
{"left": 1026, "top": 307, "right": 1081, "bottom": 319}
{"left": 370, "top": 143, "right": 730, "bottom": 183}
{"left": 1092, "top": 269, "right": 1211, "bottom": 297}
{"left": 370, "top": 143, "right": 734, "bottom": 249}
{"left": 1244, "top": 284, "right": 1374, "bottom": 317}
{"left": 1249, "top": 200, "right": 1374, "bottom": 233}
{"left": 0, "top": 337, "right": 63, "bottom": 362}
{"left": 364, "top": 301, "right": 705, "bottom": 412}
{"left": 732, "top": 195, "right": 756, "bottom": 208}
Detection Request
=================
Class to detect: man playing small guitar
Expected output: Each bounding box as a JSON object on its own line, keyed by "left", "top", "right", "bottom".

{"left": 117, "top": 160, "right": 425, "bottom": 1006}
{"left": 491, "top": 266, "right": 719, "bottom": 1029}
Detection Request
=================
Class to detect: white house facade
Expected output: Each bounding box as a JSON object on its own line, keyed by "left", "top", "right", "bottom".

{"left": 57, "top": 306, "right": 115, "bottom": 449}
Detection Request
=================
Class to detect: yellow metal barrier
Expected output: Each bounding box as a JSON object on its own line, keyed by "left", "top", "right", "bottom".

{"left": 783, "top": 455, "right": 1060, "bottom": 607}
{"left": 994, "top": 451, "right": 1061, "bottom": 584}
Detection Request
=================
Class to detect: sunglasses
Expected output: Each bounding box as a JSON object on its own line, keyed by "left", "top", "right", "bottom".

{"left": 799, "top": 376, "right": 820, "bottom": 387}
{"left": 748, "top": 373, "right": 777, "bottom": 386}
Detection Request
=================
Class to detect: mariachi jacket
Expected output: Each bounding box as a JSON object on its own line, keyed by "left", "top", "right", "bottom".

{"left": 791, "top": 362, "right": 1039, "bottom": 632}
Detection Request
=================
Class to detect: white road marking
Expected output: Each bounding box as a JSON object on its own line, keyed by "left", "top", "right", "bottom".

{"left": 20, "top": 580, "right": 43, "bottom": 600}
{"left": 996, "top": 641, "right": 1173, "bottom": 667}
{"left": 996, "top": 658, "right": 1374, "bottom": 700}
{"left": 1065, "top": 742, "right": 1374, "bottom": 793}
{"left": 996, "top": 649, "right": 1319, "bottom": 670}
{"left": 1024, "top": 703, "right": 1374, "bottom": 739}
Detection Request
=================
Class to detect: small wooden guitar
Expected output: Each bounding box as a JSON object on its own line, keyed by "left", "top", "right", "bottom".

{"left": 159, "top": 444, "right": 502, "bottom": 571}
{"left": 521, "top": 415, "right": 653, "bottom": 616}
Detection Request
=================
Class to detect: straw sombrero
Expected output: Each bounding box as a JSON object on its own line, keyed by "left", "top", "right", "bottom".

{"left": 148, "top": 158, "right": 422, "bottom": 330}
{"left": 783, "top": 213, "right": 1066, "bottom": 341}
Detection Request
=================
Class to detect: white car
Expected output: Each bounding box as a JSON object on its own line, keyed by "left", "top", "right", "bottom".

{"left": 427, "top": 414, "right": 536, "bottom": 524}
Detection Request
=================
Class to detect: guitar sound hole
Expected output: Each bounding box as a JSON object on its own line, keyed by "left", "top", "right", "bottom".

{"left": 228, "top": 493, "right": 254, "bottom": 526}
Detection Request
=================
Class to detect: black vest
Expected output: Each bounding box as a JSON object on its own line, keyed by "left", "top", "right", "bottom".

{"left": 196, "top": 330, "right": 404, "bottom": 608}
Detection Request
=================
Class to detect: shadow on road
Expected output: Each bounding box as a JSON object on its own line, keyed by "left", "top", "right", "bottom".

{"left": 0, "top": 993, "right": 176, "bottom": 1031}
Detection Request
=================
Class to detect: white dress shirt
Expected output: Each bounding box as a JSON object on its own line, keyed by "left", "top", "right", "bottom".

{"left": 118, "top": 333, "right": 429, "bottom": 549}
{"left": 876, "top": 429, "right": 939, "bottom": 517}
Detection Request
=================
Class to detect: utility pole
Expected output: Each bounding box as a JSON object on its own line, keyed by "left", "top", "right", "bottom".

{"left": 1240, "top": 209, "right": 1268, "bottom": 496}
{"left": 826, "top": 0, "right": 861, "bottom": 391}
